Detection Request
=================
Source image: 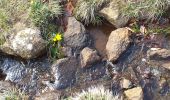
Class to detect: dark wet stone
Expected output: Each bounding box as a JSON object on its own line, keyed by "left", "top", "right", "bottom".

{"left": 76, "top": 62, "right": 107, "bottom": 82}
{"left": 51, "top": 57, "right": 79, "bottom": 89}
{"left": 0, "top": 55, "right": 51, "bottom": 95}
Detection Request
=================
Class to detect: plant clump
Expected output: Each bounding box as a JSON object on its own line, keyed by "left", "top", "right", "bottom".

{"left": 0, "top": 0, "right": 30, "bottom": 45}
{"left": 0, "top": 87, "right": 28, "bottom": 100}
{"left": 72, "top": 85, "right": 120, "bottom": 100}
{"left": 120, "top": 0, "right": 170, "bottom": 20}
{"left": 74, "top": 0, "right": 110, "bottom": 25}
{"left": 29, "top": 0, "right": 63, "bottom": 39}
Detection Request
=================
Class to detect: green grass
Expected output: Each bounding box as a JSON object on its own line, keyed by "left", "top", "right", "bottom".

{"left": 29, "top": 0, "right": 63, "bottom": 60}
{"left": 0, "top": 0, "right": 30, "bottom": 45}
{"left": 120, "top": 0, "right": 170, "bottom": 20}
{"left": 74, "top": 0, "right": 110, "bottom": 25}
{"left": 2, "top": 87, "right": 28, "bottom": 100}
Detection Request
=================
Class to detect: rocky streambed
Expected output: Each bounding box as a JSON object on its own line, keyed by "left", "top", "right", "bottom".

{"left": 0, "top": 17, "right": 170, "bottom": 100}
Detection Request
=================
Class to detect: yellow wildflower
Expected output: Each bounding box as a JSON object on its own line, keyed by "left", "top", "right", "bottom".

{"left": 53, "top": 33, "right": 62, "bottom": 42}
{"left": 31, "top": 0, "right": 34, "bottom": 4}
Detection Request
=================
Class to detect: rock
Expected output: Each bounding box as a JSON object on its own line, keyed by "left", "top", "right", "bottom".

{"left": 64, "top": 17, "right": 89, "bottom": 50}
{"left": 51, "top": 57, "right": 79, "bottom": 89}
{"left": 80, "top": 47, "right": 100, "bottom": 67}
{"left": 121, "top": 78, "right": 132, "bottom": 89}
{"left": 162, "top": 62, "right": 170, "bottom": 70}
{"left": 147, "top": 48, "right": 170, "bottom": 70}
{"left": 0, "top": 28, "right": 46, "bottom": 59}
{"left": 35, "top": 91, "right": 60, "bottom": 100}
{"left": 106, "top": 28, "right": 132, "bottom": 62}
{"left": 147, "top": 48, "right": 170, "bottom": 60}
{"left": 0, "top": 81, "right": 11, "bottom": 93}
{"left": 124, "top": 87, "right": 143, "bottom": 100}
{"left": 61, "top": 46, "right": 73, "bottom": 57}
{"left": 99, "top": 1, "right": 129, "bottom": 28}
{"left": 123, "top": 67, "right": 138, "bottom": 85}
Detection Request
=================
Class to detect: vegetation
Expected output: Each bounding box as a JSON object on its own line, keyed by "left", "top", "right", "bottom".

{"left": 29, "top": 0, "right": 62, "bottom": 39}
{"left": 74, "top": 0, "right": 110, "bottom": 25}
{"left": 48, "top": 32, "right": 64, "bottom": 60}
{"left": 130, "top": 22, "right": 170, "bottom": 35}
{"left": 120, "top": 0, "right": 170, "bottom": 20}
{"left": 29, "top": 0, "right": 64, "bottom": 60}
{"left": 72, "top": 85, "right": 119, "bottom": 100}
{"left": 0, "top": 0, "right": 30, "bottom": 44}
{"left": 2, "top": 87, "right": 28, "bottom": 100}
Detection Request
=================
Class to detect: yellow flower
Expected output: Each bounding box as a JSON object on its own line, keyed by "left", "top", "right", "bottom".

{"left": 31, "top": 0, "right": 34, "bottom": 4}
{"left": 53, "top": 33, "right": 62, "bottom": 42}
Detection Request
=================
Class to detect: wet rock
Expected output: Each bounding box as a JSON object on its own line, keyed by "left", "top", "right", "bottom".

{"left": 0, "top": 58, "right": 28, "bottom": 83}
{"left": 80, "top": 47, "right": 100, "bottom": 67}
{"left": 35, "top": 91, "right": 60, "bottom": 100}
{"left": 64, "top": 17, "right": 89, "bottom": 51}
{"left": 147, "top": 48, "right": 170, "bottom": 60}
{"left": 121, "top": 78, "right": 132, "bottom": 89}
{"left": 147, "top": 48, "right": 170, "bottom": 70}
{"left": 124, "top": 87, "right": 143, "bottom": 100}
{"left": 0, "top": 28, "right": 46, "bottom": 59}
{"left": 51, "top": 57, "right": 79, "bottom": 89}
{"left": 123, "top": 67, "right": 138, "bottom": 85}
{"left": 0, "top": 56, "right": 51, "bottom": 95}
{"left": 106, "top": 28, "right": 132, "bottom": 62}
{"left": 99, "top": 1, "right": 129, "bottom": 28}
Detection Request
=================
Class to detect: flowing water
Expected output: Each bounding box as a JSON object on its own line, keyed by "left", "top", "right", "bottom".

{"left": 0, "top": 21, "right": 170, "bottom": 100}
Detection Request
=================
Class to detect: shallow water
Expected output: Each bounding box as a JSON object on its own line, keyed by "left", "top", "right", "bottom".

{"left": 0, "top": 23, "right": 170, "bottom": 99}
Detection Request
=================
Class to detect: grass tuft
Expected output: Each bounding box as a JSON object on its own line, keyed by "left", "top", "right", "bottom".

{"left": 74, "top": 0, "right": 110, "bottom": 25}
{"left": 1, "top": 87, "right": 28, "bottom": 100}
{"left": 72, "top": 85, "right": 120, "bottom": 100}
{"left": 0, "top": 0, "right": 29, "bottom": 45}
{"left": 120, "top": 0, "right": 170, "bottom": 20}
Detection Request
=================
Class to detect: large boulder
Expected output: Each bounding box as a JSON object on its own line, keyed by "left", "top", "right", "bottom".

{"left": 106, "top": 28, "right": 132, "bottom": 62}
{"left": 0, "top": 28, "right": 46, "bottom": 59}
{"left": 64, "top": 17, "right": 89, "bottom": 50}
{"left": 99, "top": 1, "right": 129, "bottom": 28}
{"left": 80, "top": 47, "right": 100, "bottom": 67}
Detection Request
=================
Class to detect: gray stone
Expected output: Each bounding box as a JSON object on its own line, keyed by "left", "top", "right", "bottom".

{"left": 64, "top": 17, "right": 89, "bottom": 50}
{"left": 80, "top": 47, "right": 100, "bottom": 67}
{"left": 0, "top": 28, "right": 46, "bottom": 59}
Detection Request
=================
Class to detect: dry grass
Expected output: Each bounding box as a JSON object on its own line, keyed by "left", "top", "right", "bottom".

{"left": 72, "top": 85, "right": 120, "bottom": 100}
{"left": 0, "top": 0, "right": 30, "bottom": 45}
{"left": 120, "top": 0, "right": 170, "bottom": 20}
{"left": 74, "top": 0, "right": 110, "bottom": 25}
